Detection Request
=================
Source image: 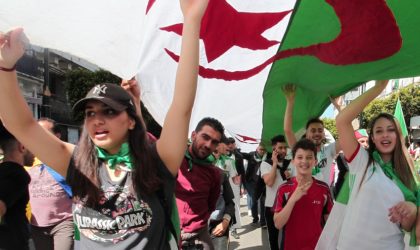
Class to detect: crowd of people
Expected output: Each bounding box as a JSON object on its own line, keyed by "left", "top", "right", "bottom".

{"left": 1, "top": 1, "right": 420, "bottom": 249}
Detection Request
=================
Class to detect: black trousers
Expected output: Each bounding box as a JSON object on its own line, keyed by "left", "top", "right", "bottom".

{"left": 265, "top": 207, "right": 279, "bottom": 250}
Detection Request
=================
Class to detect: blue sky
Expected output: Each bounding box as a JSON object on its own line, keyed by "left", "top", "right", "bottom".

{"left": 321, "top": 104, "right": 334, "bottom": 119}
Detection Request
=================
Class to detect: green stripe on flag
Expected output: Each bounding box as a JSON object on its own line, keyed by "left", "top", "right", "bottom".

{"left": 261, "top": 0, "right": 420, "bottom": 144}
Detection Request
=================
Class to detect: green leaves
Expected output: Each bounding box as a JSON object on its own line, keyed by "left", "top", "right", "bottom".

{"left": 361, "top": 84, "right": 420, "bottom": 130}
{"left": 65, "top": 69, "right": 120, "bottom": 122}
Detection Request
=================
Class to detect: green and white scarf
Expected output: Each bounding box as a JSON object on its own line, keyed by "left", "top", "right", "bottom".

{"left": 96, "top": 142, "right": 133, "bottom": 171}
{"left": 184, "top": 149, "right": 215, "bottom": 171}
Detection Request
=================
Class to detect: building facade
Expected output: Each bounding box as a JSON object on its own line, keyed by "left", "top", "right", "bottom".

{"left": 16, "top": 45, "right": 98, "bottom": 144}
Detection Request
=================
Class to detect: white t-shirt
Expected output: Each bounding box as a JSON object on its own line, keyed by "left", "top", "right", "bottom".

{"left": 316, "top": 143, "right": 336, "bottom": 185}
{"left": 337, "top": 146, "right": 405, "bottom": 250}
{"left": 260, "top": 161, "right": 287, "bottom": 207}
{"left": 215, "top": 157, "right": 238, "bottom": 178}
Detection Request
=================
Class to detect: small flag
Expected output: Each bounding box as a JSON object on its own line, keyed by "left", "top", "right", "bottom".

{"left": 394, "top": 98, "right": 408, "bottom": 137}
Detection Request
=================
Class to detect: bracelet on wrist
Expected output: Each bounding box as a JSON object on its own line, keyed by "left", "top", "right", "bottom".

{"left": 0, "top": 65, "right": 16, "bottom": 72}
{"left": 222, "top": 214, "right": 231, "bottom": 222}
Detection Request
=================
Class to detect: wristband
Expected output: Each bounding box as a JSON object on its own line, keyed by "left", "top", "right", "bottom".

{"left": 0, "top": 65, "right": 16, "bottom": 72}
{"left": 222, "top": 214, "right": 231, "bottom": 222}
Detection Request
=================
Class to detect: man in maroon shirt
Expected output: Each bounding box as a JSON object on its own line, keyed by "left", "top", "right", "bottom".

{"left": 176, "top": 117, "right": 224, "bottom": 250}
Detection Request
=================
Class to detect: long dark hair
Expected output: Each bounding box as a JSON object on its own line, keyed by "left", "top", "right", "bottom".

{"left": 359, "top": 113, "right": 415, "bottom": 191}
{"left": 70, "top": 107, "right": 162, "bottom": 207}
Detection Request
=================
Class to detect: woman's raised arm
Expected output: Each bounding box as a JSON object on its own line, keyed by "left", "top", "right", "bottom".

{"left": 0, "top": 28, "right": 73, "bottom": 177}
{"left": 157, "top": 0, "right": 209, "bottom": 176}
{"left": 336, "top": 80, "right": 388, "bottom": 160}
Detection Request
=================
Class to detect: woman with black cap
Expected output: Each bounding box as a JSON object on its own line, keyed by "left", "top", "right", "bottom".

{"left": 0, "top": 0, "right": 208, "bottom": 248}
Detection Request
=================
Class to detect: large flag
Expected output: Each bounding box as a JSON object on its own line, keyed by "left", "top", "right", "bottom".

{"left": 261, "top": 0, "right": 420, "bottom": 144}
{"left": 394, "top": 98, "right": 408, "bottom": 137}
{"left": 2, "top": 0, "right": 420, "bottom": 151}
{"left": 0, "top": 0, "right": 297, "bottom": 152}
{"left": 138, "top": 0, "right": 295, "bottom": 152}
{"left": 0, "top": 0, "right": 148, "bottom": 79}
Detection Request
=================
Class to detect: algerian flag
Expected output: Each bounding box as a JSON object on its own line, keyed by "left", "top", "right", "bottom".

{"left": 138, "top": 0, "right": 295, "bottom": 152}
{"left": 0, "top": 0, "right": 149, "bottom": 79}
{"left": 2, "top": 0, "right": 419, "bottom": 152}
{"left": 261, "top": 0, "right": 420, "bottom": 144}
{"left": 0, "top": 0, "right": 297, "bottom": 152}
{"left": 394, "top": 98, "right": 408, "bottom": 137}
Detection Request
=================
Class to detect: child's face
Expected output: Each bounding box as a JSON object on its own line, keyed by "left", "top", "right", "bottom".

{"left": 292, "top": 148, "right": 317, "bottom": 177}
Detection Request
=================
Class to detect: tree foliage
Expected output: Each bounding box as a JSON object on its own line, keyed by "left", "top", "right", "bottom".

{"left": 360, "top": 84, "right": 420, "bottom": 129}
{"left": 322, "top": 118, "right": 338, "bottom": 140}
{"left": 65, "top": 69, "right": 162, "bottom": 136}
{"left": 65, "top": 69, "right": 121, "bottom": 122}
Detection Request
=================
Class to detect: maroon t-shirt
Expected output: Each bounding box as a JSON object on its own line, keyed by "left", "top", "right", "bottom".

{"left": 176, "top": 158, "right": 221, "bottom": 233}
{"left": 274, "top": 177, "right": 333, "bottom": 250}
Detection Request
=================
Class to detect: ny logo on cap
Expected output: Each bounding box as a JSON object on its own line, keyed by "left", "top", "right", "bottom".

{"left": 92, "top": 85, "right": 107, "bottom": 95}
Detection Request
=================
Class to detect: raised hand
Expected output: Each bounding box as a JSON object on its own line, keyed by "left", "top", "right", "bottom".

{"left": 0, "top": 28, "right": 26, "bottom": 69}
{"left": 282, "top": 84, "right": 296, "bottom": 101}
{"left": 329, "top": 96, "right": 343, "bottom": 112}
{"left": 121, "top": 78, "right": 140, "bottom": 105}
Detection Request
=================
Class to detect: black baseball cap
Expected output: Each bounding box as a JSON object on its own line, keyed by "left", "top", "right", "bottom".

{"left": 72, "top": 83, "right": 135, "bottom": 113}
{"left": 0, "top": 121, "right": 15, "bottom": 143}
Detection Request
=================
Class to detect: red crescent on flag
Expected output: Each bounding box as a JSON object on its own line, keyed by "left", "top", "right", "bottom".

{"left": 164, "top": 0, "right": 402, "bottom": 81}
{"left": 234, "top": 134, "right": 260, "bottom": 144}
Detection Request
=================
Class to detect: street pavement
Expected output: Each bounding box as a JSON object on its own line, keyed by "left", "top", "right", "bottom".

{"left": 229, "top": 197, "right": 269, "bottom": 250}
{"left": 229, "top": 197, "right": 419, "bottom": 250}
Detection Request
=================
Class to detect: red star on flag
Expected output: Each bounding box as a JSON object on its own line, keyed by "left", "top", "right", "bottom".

{"left": 146, "top": 0, "right": 155, "bottom": 14}
{"left": 161, "top": 0, "right": 291, "bottom": 63}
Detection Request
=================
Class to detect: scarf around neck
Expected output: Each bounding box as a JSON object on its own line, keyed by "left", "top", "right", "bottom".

{"left": 372, "top": 151, "right": 417, "bottom": 246}
{"left": 254, "top": 152, "right": 267, "bottom": 162}
{"left": 96, "top": 142, "right": 134, "bottom": 171}
{"left": 372, "top": 151, "right": 416, "bottom": 203}
{"left": 184, "top": 149, "right": 215, "bottom": 171}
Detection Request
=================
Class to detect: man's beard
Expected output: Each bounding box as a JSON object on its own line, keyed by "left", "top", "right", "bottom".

{"left": 191, "top": 143, "right": 210, "bottom": 160}
{"left": 23, "top": 152, "right": 35, "bottom": 166}
{"left": 311, "top": 138, "right": 322, "bottom": 146}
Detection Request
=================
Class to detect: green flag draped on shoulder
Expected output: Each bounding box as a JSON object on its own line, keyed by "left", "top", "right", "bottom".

{"left": 262, "top": 0, "right": 420, "bottom": 144}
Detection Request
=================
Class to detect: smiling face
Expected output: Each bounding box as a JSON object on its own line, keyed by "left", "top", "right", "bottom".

{"left": 306, "top": 122, "right": 325, "bottom": 147}
{"left": 370, "top": 117, "right": 397, "bottom": 158}
{"left": 292, "top": 148, "right": 317, "bottom": 177}
{"left": 190, "top": 125, "right": 222, "bottom": 159}
{"left": 84, "top": 101, "right": 135, "bottom": 154}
